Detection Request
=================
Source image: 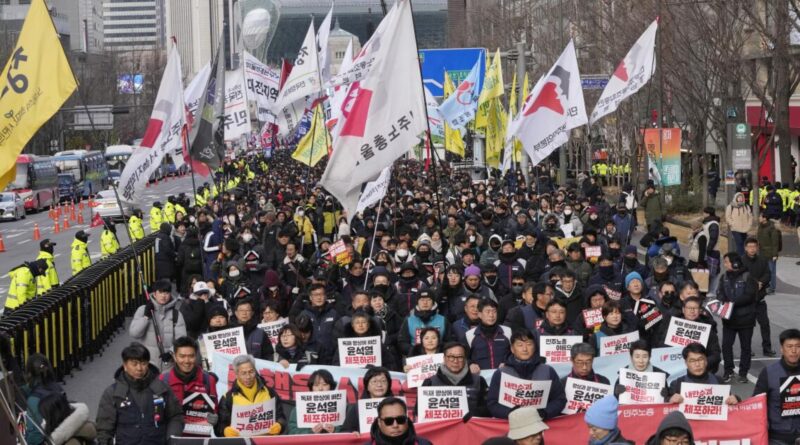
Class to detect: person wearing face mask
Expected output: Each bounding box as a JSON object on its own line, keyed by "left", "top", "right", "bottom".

{"left": 618, "top": 245, "right": 648, "bottom": 281}
{"left": 482, "top": 262, "right": 507, "bottom": 297}
{"left": 495, "top": 240, "right": 526, "bottom": 291}
{"left": 369, "top": 267, "right": 397, "bottom": 302}
{"left": 291, "top": 206, "right": 316, "bottom": 258}
{"left": 611, "top": 203, "right": 634, "bottom": 247}
{"left": 560, "top": 204, "right": 583, "bottom": 237}
{"left": 393, "top": 243, "right": 414, "bottom": 265}
{"left": 220, "top": 261, "right": 252, "bottom": 307}
{"left": 392, "top": 263, "right": 428, "bottom": 318}
{"left": 587, "top": 255, "right": 624, "bottom": 300}
{"left": 258, "top": 269, "right": 290, "bottom": 317}
{"left": 497, "top": 273, "right": 527, "bottom": 322}
{"left": 603, "top": 236, "right": 622, "bottom": 262}
{"left": 36, "top": 239, "right": 59, "bottom": 291}
{"left": 541, "top": 214, "right": 565, "bottom": 238}
{"left": 320, "top": 198, "right": 340, "bottom": 239}
{"left": 583, "top": 207, "right": 603, "bottom": 233}
{"left": 237, "top": 227, "right": 267, "bottom": 285}
{"left": 397, "top": 290, "right": 453, "bottom": 356}
{"left": 481, "top": 234, "right": 503, "bottom": 268}
{"left": 613, "top": 340, "right": 670, "bottom": 403}
{"left": 566, "top": 243, "right": 593, "bottom": 289}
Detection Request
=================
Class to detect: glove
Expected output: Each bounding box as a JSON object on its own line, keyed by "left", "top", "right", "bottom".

{"left": 614, "top": 384, "right": 626, "bottom": 397}
{"left": 268, "top": 423, "right": 282, "bottom": 435}
{"left": 660, "top": 387, "right": 670, "bottom": 399}
{"left": 223, "top": 426, "right": 240, "bottom": 437}
{"left": 144, "top": 301, "right": 155, "bottom": 316}
{"left": 291, "top": 287, "right": 299, "bottom": 295}
{"left": 206, "top": 413, "right": 218, "bottom": 426}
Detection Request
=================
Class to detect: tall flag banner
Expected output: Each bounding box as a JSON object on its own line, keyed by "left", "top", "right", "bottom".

{"left": 316, "top": 4, "right": 334, "bottom": 82}
{"left": 485, "top": 98, "right": 505, "bottom": 168}
{"left": 589, "top": 19, "right": 658, "bottom": 125}
{"left": 244, "top": 51, "right": 281, "bottom": 124}
{"left": 515, "top": 73, "right": 529, "bottom": 162}
{"left": 190, "top": 38, "right": 226, "bottom": 169}
{"left": 119, "top": 43, "right": 186, "bottom": 202}
{"left": 185, "top": 63, "right": 212, "bottom": 123}
{"left": 291, "top": 104, "right": 329, "bottom": 167}
{"left": 321, "top": 0, "right": 426, "bottom": 222}
{"left": 508, "top": 40, "right": 587, "bottom": 168}
{"left": 438, "top": 57, "right": 482, "bottom": 130}
{"left": 475, "top": 49, "right": 503, "bottom": 129}
{"left": 356, "top": 166, "right": 392, "bottom": 214}
{"left": 275, "top": 20, "right": 321, "bottom": 109}
{"left": 501, "top": 73, "right": 518, "bottom": 173}
{"left": 223, "top": 70, "right": 252, "bottom": 141}
{"left": 443, "top": 72, "right": 464, "bottom": 157}
{"left": 328, "top": 40, "right": 354, "bottom": 141}
{"left": 424, "top": 85, "right": 444, "bottom": 139}
{"left": 0, "top": 0, "right": 77, "bottom": 190}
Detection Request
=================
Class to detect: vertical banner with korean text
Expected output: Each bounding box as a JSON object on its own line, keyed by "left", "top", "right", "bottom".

{"left": 644, "top": 128, "right": 682, "bottom": 187}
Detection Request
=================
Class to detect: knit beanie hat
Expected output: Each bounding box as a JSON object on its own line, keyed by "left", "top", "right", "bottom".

{"left": 464, "top": 265, "right": 481, "bottom": 278}
{"left": 624, "top": 271, "right": 643, "bottom": 289}
{"left": 584, "top": 394, "right": 619, "bottom": 430}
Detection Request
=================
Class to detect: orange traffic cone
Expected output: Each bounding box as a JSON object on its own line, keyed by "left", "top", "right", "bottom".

{"left": 0, "top": 233, "right": 6, "bottom": 252}
{"left": 77, "top": 212, "right": 84, "bottom": 224}
{"left": 70, "top": 205, "right": 76, "bottom": 221}
{"left": 48, "top": 206, "right": 54, "bottom": 219}
{"left": 54, "top": 218, "right": 60, "bottom": 234}
{"left": 79, "top": 201, "right": 84, "bottom": 211}
{"left": 63, "top": 216, "right": 70, "bottom": 229}
{"left": 33, "top": 223, "right": 40, "bottom": 241}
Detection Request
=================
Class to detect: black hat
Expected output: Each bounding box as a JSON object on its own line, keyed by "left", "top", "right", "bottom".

{"left": 39, "top": 239, "right": 56, "bottom": 250}
{"left": 75, "top": 230, "right": 90, "bottom": 241}
{"left": 151, "top": 279, "right": 172, "bottom": 292}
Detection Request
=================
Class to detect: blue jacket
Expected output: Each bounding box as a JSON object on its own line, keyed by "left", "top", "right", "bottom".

{"left": 465, "top": 324, "right": 512, "bottom": 370}
{"left": 487, "top": 355, "right": 566, "bottom": 420}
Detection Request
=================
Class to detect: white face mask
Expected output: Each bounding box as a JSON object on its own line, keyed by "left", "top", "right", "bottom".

{"left": 396, "top": 248, "right": 409, "bottom": 258}
{"left": 297, "top": 210, "right": 305, "bottom": 217}
{"left": 229, "top": 269, "right": 240, "bottom": 278}
{"left": 208, "top": 289, "right": 216, "bottom": 297}
{"left": 189, "top": 216, "right": 196, "bottom": 223}
{"left": 242, "top": 233, "right": 253, "bottom": 243}
{"left": 259, "top": 199, "right": 266, "bottom": 205}
{"left": 269, "top": 286, "right": 278, "bottom": 292}
{"left": 469, "top": 235, "right": 476, "bottom": 243}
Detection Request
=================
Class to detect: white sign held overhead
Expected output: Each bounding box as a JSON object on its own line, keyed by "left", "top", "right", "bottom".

{"left": 223, "top": 70, "right": 252, "bottom": 141}
{"left": 243, "top": 51, "right": 280, "bottom": 124}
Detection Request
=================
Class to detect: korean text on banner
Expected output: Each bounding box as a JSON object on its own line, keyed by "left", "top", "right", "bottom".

{"left": 230, "top": 398, "right": 277, "bottom": 437}
{"left": 202, "top": 327, "right": 246, "bottom": 365}
{"left": 417, "top": 386, "right": 469, "bottom": 423}
{"left": 679, "top": 382, "right": 730, "bottom": 421}
{"left": 258, "top": 318, "right": 288, "bottom": 347}
{"left": 338, "top": 336, "right": 382, "bottom": 368}
{"left": 498, "top": 373, "right": 552, "bottom": 409}
{"left": 665, "top": 317, "right": 711, "bottom": 348}
{"left": 599, "top": 331, "right": 640, "bottom": 357}
{"left": 540, "top": 336, "right": 583, "bottom": 364}
{"left": 223, "top": 69, "right": 252, "bottom": 141}
{"left": 181, "top": 392, "right": 216, "bottom": 436}
{"left": 582, "top": 308, "right": 603, "bottom": 330}
{"left": 244, "top": 51, "right": 280, "bottom": 123}
{"left": 634, "top": 298, "right": 663, "bottom": 331}
{"left": 275, "top": 20, "right": 320, "bottom": 108}
{"left": 0, "top": 0, "right": 77, "bottom": 190}
{"left": 779, "top": 375, "right": 800, "bottom": 417}
{"left": 618, "top": 369, "right": 666, "bottom": 405}
{"left": 406, "top": 353, "right": 444, "bottom": 388}
{"left": 355, "top": 166, "right": 392, "bottom": 215}
{"left": 563, "top": 377, "right": 611, "bottom": 415}
{"left": 357, "top": 397, "right": 406, "bottom": 434}
{"left": 295, "top": 390, "right": 347, "bottom": 428}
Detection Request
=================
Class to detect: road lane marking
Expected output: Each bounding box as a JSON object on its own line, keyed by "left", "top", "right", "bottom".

{"left": 7, "top": 233, "right": 23, "bottom": 238}
{"left": 18, "top": 239, "right": 30, "bottom": 244}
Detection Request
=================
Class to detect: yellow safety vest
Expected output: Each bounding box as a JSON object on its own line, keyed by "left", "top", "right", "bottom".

{"left": 101, "top": 230, "right": 119, "bottom": 257}
{"left": 71, "top": 239, "right": 91, "bottom": 275}
{"left": 6, "top": 265, "right": 35, "bottom": 309}
{"left": 129, "top": 215, "right": 145, "bottom": 240}
{"left": 164, "top": 202, "right": 176, "bottom": 224}
{"left": 150, "top": 207, "right": 164, "bottom": 232}
{"left": 36, "top": 251, "right": 58, "bottom": 291}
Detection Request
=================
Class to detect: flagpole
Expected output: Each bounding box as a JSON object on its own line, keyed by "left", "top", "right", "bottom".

{"left": 302, "top": 14, "right": 325, "bottom": 200}
{"left": 362, "top": 196, "right": 384, "bottom": 290}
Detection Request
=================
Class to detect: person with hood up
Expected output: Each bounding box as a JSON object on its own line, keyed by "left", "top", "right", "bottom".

{"left": 129, "top": 279, "right": 187, "bottom": 370}
{"left": 216, "top": 354, "right": 286, "bottom": 437}
{"left": 487, "top": 329, "right": 566, "bottom": 419}
{"left": 466, "top": 298, "right": 512, "bottom": 370}
{"left": 198, "top": 305, "right": 230, "bottom": 369}
{"left": 398, "top": 289, "right": 452, "bottom": 356}
{"left": 541, "top": 213, "right": 566, "bottom": 238}
{"left": 481, "top": 234, "right": 504, "bottom": 268}
{"left": 364, "top": 397, "right": 432, "bottom": 445}
{"left": 220, "top": 260, "right": 252, "bottom": 307}
{"left": 725, "top": 191, "right": 753, "bottom": 255}
{"left": 155, "top": 222, "right": 177, "bottom": 282}
{"left": 333, "top": 308, "right": 399, "bottom": 371}
{"left": 495, "top": 240, "right": 527, "bottom": 290}
{"left": 392, "top": 262, "right": 428, "bottom": 318}
{"left": 258, "top": 269, "right": 291, "bottom": 316}
{"left": 70, "top": 230, "right": 91, "bottom": 276}
{"left": 96, "top": 342, "right": 183, "bottom": 445}
{"left": 237, "top": 226, "right": 268, "bottom": 284}
{"left": 583, "top": 394, "right": 634, "bottom": 445}
{"left": 176, "top": 226, "right": 203, "bottom": 294}
{"left": 644, "top": 411, "right": 694, "bottom": 445}
{"left": 5, "top": 258, "right": 47, "bottom": 311}
{"left": 560, "top": 203, "right": 584, "bottom": 237}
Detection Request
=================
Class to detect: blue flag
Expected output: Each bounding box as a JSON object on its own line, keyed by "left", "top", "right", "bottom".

{"left": 437, "top": 57, "right": 482, "bottom": 129}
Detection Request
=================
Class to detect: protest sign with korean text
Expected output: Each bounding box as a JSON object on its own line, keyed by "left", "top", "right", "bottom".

{"left": 406, "top": 353, "right": 444, "bottom": 388}
{"left": 633, "top": 299, "right": 663, "bottom": 331}
{"left": 679, "top": 382, "right": 729, "bottom": 421}
{"left": 540, "top": 336, "right": 583, "bottom": 364}
{"left": 181, "top": 392, "right": 216, "bottom": 436}
{"left": 295, "top": 390, "right": 347, "bottom": 428}
{"left": 619, "top": 369, "right": 666, "bottom": 405}
{"left": 582, "top": 308, "right": 603, "bottom": 330}
{"left": 563, "top": 377, "right": 612, "bottom": 415}
{"left": 338, "top": 336, "right": 382, "bottom": 368}
{"left": 258, "top": 318, "right": 288, "bottom": 347}
{"left": 665, "top": 317, "right": 711, "bottom": 348}
{"left": 600, "top": 331, "right": 640, "bottom": 357}
{"left": 417, "top": 386, "right": 469, "bottom": 423}
{"left": 202, "top": 327, "right": 246, "bottom": 365}
{"left": 498, "top": 373, "right": 552, "bottom": 409}
{"left": 357, "top": 397, "right": 406, "bottom": 434}
{"left": 779, "top": 375, "right": 800, "bottom": 417}
{"left": 230, "top": 398, "right": 277, "bottom": 436}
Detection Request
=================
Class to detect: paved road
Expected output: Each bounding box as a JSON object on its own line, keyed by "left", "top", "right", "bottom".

{"left": 0, "top": 175, "right": 194, "bottom": 309}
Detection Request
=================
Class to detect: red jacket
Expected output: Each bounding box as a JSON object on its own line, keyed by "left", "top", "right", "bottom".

{"left": 160, "top": 367, "right": 219, "bottom": 436}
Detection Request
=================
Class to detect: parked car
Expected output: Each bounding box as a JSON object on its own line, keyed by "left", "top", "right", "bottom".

{"left": 93, "top": 189, "right": 133, "bottom": 223}
{"left": 58, "top": 174, "right": 82, "bottom": 203}
{"left": 0, "top": 192, "right": 25, "bottom": 221}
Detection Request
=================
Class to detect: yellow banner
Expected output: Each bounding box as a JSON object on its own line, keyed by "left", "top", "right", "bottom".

{"left": 291, "top": 104, "right": 329, "bottom": 167}
{"left": 485, "top": 97, "right": 506, "bottom": 168}
{"left": 514, "top": 73, "right": 530, "bottom": 162}
{"left": 475, "top": 49, "right": 504, "bottom": 129}
{"left": 0, "top": 0, "right": 77, "bottom": 189}
{"left": 443, "top": 71, "right": 464, "bottom": 157}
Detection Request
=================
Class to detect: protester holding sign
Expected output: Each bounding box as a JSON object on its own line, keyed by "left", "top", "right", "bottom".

{"left": 287, "top": 370, "right": 343, "bottom": 434}
{"left": 583, "top": 395, "right": 634, "bottom": 445}
{"left": 651, "top": 297, "right": 721, "bottom": 374}
{"left": 406, "top": 327, "right": 443, "bottom": 360}
{"left": 666, "top": 344, "right": 738, "bottom": 406}
{"left": 560, "top": 343, "right": 610, "bottom": 386}
{"left": 341, "top": 367, "right": 395, "bottom": 433}
{"left": 216, "top": 354, "right": 285, "bottom": 437}
{"left": 573, "top": 286, "right": 609, "bottom": 335}
{"left": 753, "top": 328, "right": 800, "bottom": 444}
{"left": 422, "top": 342, "right": 489, "bottom": 417}
{"left": 487, "top": 330, "right": 566, "bottom": 419}
{"left": 273, "top": 324, "right": 317, "bottom": 369}
{"left": 334, "top": 308, "right": 397, "bottom": 370}
{"left": 614, "top": 340, "right": 670, "bottom": 403}
{"left": 591, "top": 300, "right": 638, "bottom": 356}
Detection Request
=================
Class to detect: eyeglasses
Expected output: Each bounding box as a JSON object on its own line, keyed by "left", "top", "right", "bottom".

{"left": 445, "top": 355, "right": 465, "bottom": 361}
{"left": 380, "top": 415, "right": 408, "bottom": 426}
{"left": 369, "top": 378, "right": 389, "bottom": 386}
{"left": 684, "top": 306, "right": 701, "bottom": 312}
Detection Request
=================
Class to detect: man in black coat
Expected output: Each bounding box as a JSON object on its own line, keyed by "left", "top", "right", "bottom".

{"left": 155, "top": 222, "right": 177, "bottom": 283}
{"left": 718, "top": 252, "right": 759, "bottom": 383}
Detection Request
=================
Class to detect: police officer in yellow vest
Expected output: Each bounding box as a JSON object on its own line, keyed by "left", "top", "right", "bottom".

{"left": 71, "top": 230, "right": 91, "bottom": 276}
{"left": 5, "top": 259, "right": 47, "bottom": 311}
{"left": 164, "top": 196, "right": 177, "bottom": 224}
{"left": 150, "top": 201, "right": 164, "bottom": 232}
{"left": 194, "top": 187, "right": 207, "bottom": 207}
{"left": 129, "top": 208, "right": 145, "bottom": 241}
{"left": 101, "top": 218, "right": 120, "bottom": 258}
{"left": 36, "top": 239, "right": 59, "bottom": 295}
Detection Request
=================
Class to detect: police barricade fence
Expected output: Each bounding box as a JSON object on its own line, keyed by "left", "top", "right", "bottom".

{"left": 0, "top": 235, "right": 156, "bottom": 379}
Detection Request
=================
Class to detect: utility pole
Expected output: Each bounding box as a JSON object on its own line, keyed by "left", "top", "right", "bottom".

{"left": 516, "top": 40, "right": 529, "bottom": 187}
{"left": 558, "top": 0, "right": 567, "bottom": 185}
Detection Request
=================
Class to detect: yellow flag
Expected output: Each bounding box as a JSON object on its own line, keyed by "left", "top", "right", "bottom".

{"left": 514, "top": 73, "right": 530, "bottom": 162}
{"left": 0, "top": 0, "right": 77, "bottom": 189}
{"left": 443, "top": 72, "right": 464, "bottom": 157}
{"left": 292, "top": 104, "right": 329, "bottom": 167}
{"left": 475, "top": 49, "right": 504, "bottom": 129}
{"left": 485, "top": 97, "right": 506, "bottom": 168}
{"left": 509, "top": 72, "right": 518, "bottom": 115}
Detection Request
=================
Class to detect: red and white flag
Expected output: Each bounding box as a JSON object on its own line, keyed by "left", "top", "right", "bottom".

{"left": 118, "top": 42, "right": 186, "bottom": 202}
{"left": 321, "top": 0, "right": 426, "bottom": 221}
{"left": 589, "top": 19, "right": 658, "bottom": 125}
{"left": 507, "top": 40, "right": 586, "bottom": 168}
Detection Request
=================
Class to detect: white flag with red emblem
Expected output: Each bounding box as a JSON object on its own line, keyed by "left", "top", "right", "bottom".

{"left": 321, "top": 0, "right": 426, "bottom": 222}
{"left": 437, "top": 56, "right": 482, "bottom": 129}
{"left": 589, "top": 19, "right": 658, "bottom": 125}
{"left": 508, "top": 40, "right": 587, "bottom": 168}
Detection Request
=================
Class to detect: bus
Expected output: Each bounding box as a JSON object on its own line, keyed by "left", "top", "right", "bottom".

{"left": 53, "top": 150, "right": 109, "bottom": 199}
{"left": 8, "top": 154, "right": 59, "bottom": 212}
{"left": 105, "top": 144, "right": 171, "bottom": 183}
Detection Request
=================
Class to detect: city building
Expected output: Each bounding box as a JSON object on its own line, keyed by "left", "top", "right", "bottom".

{"left": 51, "top": 0, "right": 104, "bottom": 54}
{"left": 0, "top": 0, "right": 71, "bottom": 47}
{"left": 102, "top": 0, "right": 166, "bottom": 52}
{"left": 165, "top": 0, "right": 224, "bottom": 78}
{"left": 327, "top": 18, "right": 361, "bottom": 75}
